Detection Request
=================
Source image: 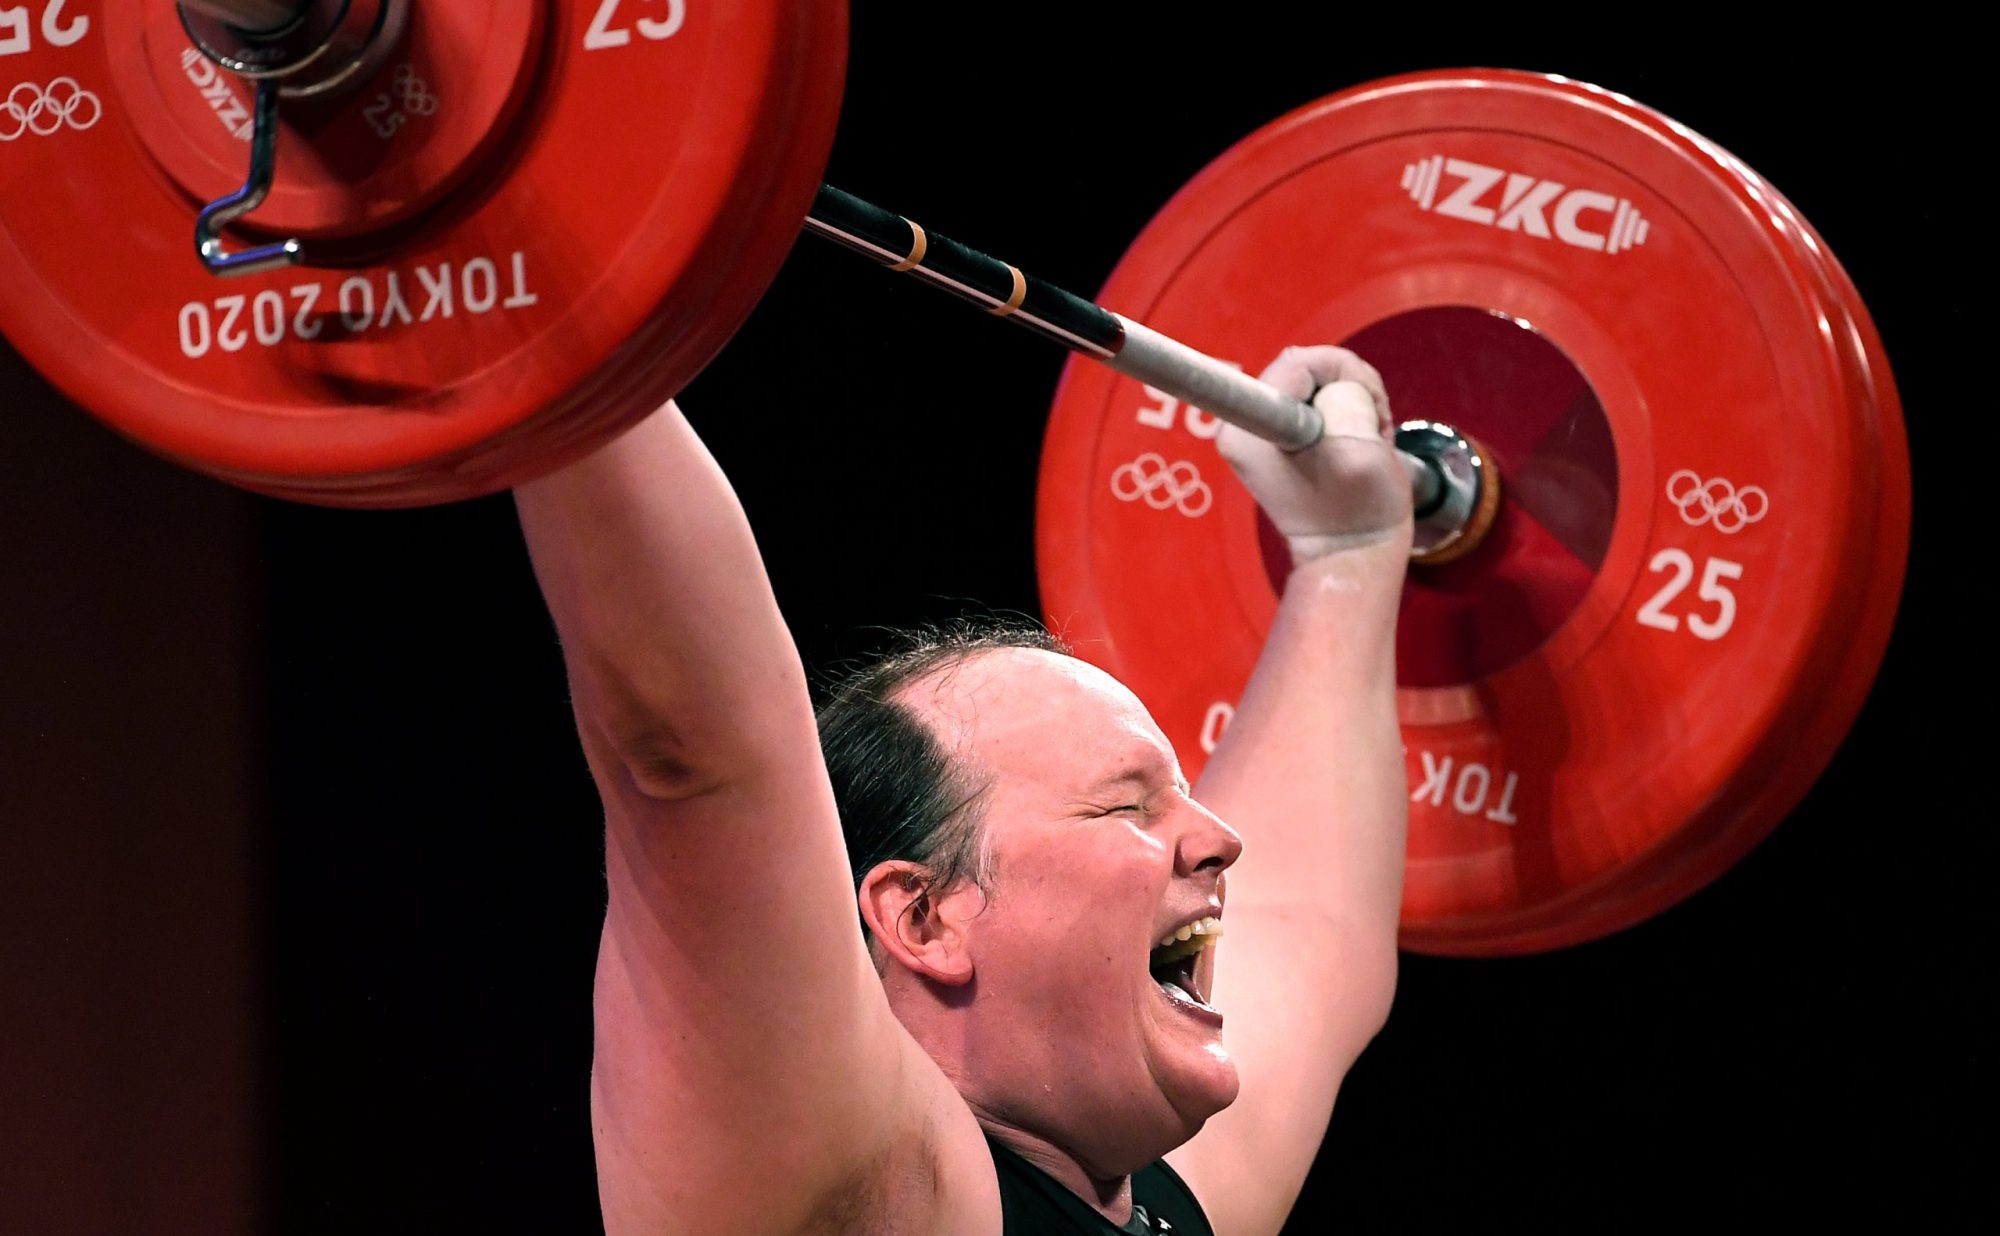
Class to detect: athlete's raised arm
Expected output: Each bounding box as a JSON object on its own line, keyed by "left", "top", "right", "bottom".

{"left": 515, "top": 405, "right": 987, "bottom": 1234}
{"left": 1165, "top": 347, "right": 1413, "bottom": 1236}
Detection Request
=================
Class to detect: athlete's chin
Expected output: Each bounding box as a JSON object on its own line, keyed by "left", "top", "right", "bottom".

{"left": 1144, "top": 991, "right": 1239, "bottom": 1119}
{"left": 1160, "top": 1041, "right": 1241, "bottom": 1126}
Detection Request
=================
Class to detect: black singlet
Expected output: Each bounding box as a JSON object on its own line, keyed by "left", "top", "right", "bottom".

{"left": 986, "top": 1136, "right": 1215, "bottom": 1236}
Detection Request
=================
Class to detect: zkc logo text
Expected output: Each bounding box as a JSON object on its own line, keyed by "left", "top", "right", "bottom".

{"left": 1401, "top": 156, "right": 1650, "bottom": 255}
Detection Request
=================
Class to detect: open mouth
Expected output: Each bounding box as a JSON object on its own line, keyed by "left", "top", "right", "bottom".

{"left": 1148, "top": 915, "right": 1222, "bottom": 1013}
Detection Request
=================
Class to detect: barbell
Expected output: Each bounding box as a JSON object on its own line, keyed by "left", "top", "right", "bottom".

{"left": 0, "top": 1, "right": 1910, "bottom": 953}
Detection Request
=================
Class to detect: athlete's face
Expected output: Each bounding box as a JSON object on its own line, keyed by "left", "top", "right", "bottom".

{"left": 899, "top": 648, "right": 1243, "bottom": 1176}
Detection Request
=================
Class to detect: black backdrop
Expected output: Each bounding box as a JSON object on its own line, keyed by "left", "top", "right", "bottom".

{"left": 12, "top": 9, "right": 1983, "bottom": 1234}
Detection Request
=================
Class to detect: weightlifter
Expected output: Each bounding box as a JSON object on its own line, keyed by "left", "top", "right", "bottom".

{"left": 514, "top": 345, "right": 1412, "bottom": 1235}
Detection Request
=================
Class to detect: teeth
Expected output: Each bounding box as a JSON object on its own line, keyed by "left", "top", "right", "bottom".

{"left": 1153, "top": 915, "right": 1224, "bottom": 951}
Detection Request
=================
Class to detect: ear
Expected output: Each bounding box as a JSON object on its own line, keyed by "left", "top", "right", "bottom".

{"left": 858, "top": 860, "right": 979, "bottom": 987}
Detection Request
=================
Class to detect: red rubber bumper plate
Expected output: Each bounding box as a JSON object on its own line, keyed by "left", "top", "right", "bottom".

{"left": 1037, "top": 70, "right": 1910, "bottom": 955}
{"left": 0, "top": 0, "right": 846, "bottom": 506}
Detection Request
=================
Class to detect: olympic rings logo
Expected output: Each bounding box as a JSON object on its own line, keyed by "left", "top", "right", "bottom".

{"left": 392, "top": 65, "right": 439, "bottom": 117}
{"left": 1, "top": 77, "right": 101, "bottom": 141}
{"left": 1666, "top": 469, "right": 1768, "bottom": 534}
{"left": 1111, "top": 453, "right": 1212, "bottom": 518}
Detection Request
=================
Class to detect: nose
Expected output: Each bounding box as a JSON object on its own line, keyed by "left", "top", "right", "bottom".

{"left": 1174, "top": 797, "right": 1243, "bottom": 879}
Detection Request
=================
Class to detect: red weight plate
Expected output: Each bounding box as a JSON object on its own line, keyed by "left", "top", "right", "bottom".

{"left": 1468, "top": 153, "right": 1912, "bottom": 955}
{"left": 0, "top": 0, "right": 846, "bottom": 506}
{"left": 1037, "top": 70, "right": 1907, "bottom": 954}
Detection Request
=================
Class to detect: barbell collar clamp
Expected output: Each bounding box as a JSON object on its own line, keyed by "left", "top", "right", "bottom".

{"left": 193, "top": 77, "right": 305, "bottom": 277}
{"left": 1396, "top": 419, "right": 1499, "bottom": 566}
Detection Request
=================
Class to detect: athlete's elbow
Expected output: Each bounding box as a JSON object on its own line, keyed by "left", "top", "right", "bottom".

{"left": 1356, "top": 943, "right": 1399, "bottom": 1043}
{"left": 613, "top": 726, "right": 736, "bottom": 801}
{"left": 1336, "top": 925, "right": 1400, "bottom": 1050}
{"left": 597, "top": 692, "right": 813, "bottom": 803}
{"left": 571, "top": 661, "right": 780, "bottom": 802}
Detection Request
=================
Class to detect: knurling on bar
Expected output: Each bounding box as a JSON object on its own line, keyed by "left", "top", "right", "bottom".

{"left": 804, "top": 184, "right": 1478, "bottom": 553}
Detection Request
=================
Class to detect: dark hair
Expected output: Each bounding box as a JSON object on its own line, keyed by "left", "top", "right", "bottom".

{"left": 816, "top": 619, "right": 1068, "bottom": 951}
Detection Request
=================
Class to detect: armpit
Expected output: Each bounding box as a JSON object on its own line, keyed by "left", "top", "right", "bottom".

{"left": 798, "top": 1117, "right": 946, "bottom": 1236}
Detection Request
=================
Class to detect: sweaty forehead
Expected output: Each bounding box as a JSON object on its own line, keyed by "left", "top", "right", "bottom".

{"left": 895, "top": 646, "right": 1171, "bottom": 774}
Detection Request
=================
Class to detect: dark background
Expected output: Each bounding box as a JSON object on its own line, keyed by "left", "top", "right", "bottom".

{"left": 1, "top": 9, "right": 1984, "bottom": 1234}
